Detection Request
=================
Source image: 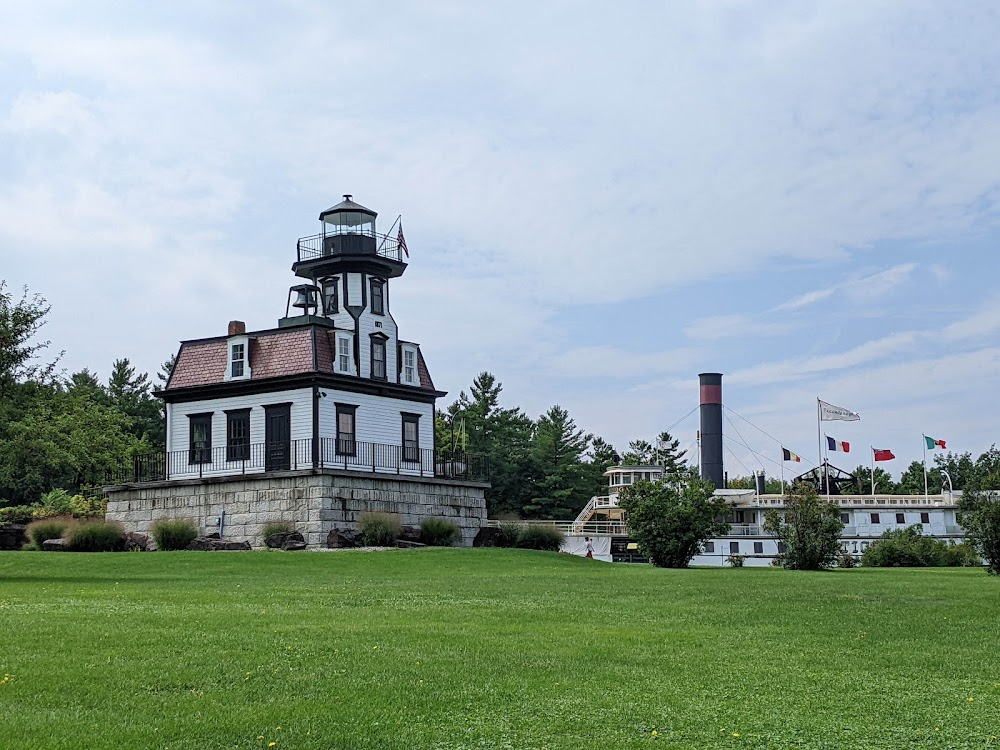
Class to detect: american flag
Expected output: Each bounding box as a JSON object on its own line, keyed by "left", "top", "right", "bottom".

{"left": 397, "top": 222, "right": 409, "bottom": 258}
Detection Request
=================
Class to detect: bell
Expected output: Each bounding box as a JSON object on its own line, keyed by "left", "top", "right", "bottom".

{"left": 292, "top": 290, "right": 311, "bottom": 309}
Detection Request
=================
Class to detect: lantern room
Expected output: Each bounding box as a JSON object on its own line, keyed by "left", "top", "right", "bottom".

{"left": 319, "top": 195, "right": 377, "bottom": 256}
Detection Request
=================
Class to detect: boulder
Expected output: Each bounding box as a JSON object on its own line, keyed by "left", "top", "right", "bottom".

{"left": 327, "top": 528, "right": 364, "bottom": 548}
{"left": 203, "top": 531, "right": 221, "bottom": 540}
{"left": 186, "top": 536, "right": 251, "bottom": 551}
{"left": 265, "top": 531, "right": 302, "bottom": 549}
{"left": 41, "top": 538, "right": 68, "bottom": 551}
{"left": 398, "top": 525, "right": 422, "bottom": 544}
{"left": 394, "top": 540, "right": 427, "bottom": 549}
{"left": 124, "top": 532, "right": 153, "bottom": 552}
{"left": 0, "top": 524, "right": 28, "bottom": 551}
{"left": 281, "top": 538, "right": 307, "bottom": 551}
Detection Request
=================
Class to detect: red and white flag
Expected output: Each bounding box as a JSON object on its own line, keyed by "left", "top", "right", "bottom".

{"left": 397, "top": 222, "right": 409, "bottom": 258}
{"left": 873, "top": 448, "right": 895, "bottom": 461}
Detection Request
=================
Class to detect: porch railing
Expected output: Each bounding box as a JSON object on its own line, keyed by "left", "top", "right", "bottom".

{"left": 106, "top": 439, "right": 488, "bottom": 485}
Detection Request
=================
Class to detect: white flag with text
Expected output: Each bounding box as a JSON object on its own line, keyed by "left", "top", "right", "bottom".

{"left": 818, "top": 399, "right": 860, "bottom": 422}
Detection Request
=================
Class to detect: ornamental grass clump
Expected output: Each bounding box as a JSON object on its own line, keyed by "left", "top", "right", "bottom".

{"left": 26, "top": 518, "right": 72, "bottom": 549}
{"left": 514, "top": 524, "right": 565, "bottom": 551}
{"left": 494, "top": 518, "right": 521, "bottom": 548}
{"left": 63, "top": 520, "right": 126, "bottom": 552}
{"left": 419, "top": 517, "right": 460, "bottom": 547}
{"left": 359, "top": 512, "right": 402, "bottom": 546}
{"left": 150, "top": 518, "right": 199, "bottom": 551}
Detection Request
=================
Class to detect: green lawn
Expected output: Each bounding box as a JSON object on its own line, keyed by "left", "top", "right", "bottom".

{"left": 0, "top": 551, "right": 998, "bottom": 750}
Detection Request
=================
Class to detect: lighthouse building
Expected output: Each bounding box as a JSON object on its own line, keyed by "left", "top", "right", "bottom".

{"left": 105, "top": 197, "right": 488, "bottom": 547}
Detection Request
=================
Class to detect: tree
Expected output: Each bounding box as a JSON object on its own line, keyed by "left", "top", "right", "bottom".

{"left": 0, "top": 281, "right": 62, "bottom": 391}
{"left": 617, "top": 472, "right": 729, "bottom": 568}
{"left": 620, "top": 431, "right": 687, "bottom": 474}
{"left": 586, "top": 436, "right": 619, "bottom": 495}
{"left": 763, "top": 483, "right": 844, "bottom": 570}
{"left": 895, "top": 461, "right": 941, "bottom": 495}
{"left": 523, "top": 405, "right": 593, "bottom": 519}
{"left": 933, "top": 451, "right": 977, "bottom": 491}
{"left": 851, "top": 465, "right": 895, "bottom": 495}
{"left": 108, "top": 358, "right": 163, "bottom": 448}
{"left": 727, "top": 474, "right": 784, "bottom": 493}
{"left": 958, "top": 473, "right": 1000, "bottom": 575}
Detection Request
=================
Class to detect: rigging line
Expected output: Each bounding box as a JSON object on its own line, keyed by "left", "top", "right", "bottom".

{"left": 723, "top": 433, "right": 801, "bottom": 474}
{"left": 724, "top": 444, "right": 752, "bottom": 477}
{"left": 663, "top": 405, "right": 699, "bottom": 436}
{"left": 724, "top": 411, "right": 764, "bottom": 472}
{"left": 723, "top": 404, "right": 817, "bottom": 468}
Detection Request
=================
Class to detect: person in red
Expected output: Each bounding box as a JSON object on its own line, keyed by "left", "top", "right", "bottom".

{"left": 584, "top": 537, "right": 594, "bottom": 559}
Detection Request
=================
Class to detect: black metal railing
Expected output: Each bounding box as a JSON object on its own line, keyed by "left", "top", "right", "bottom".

{"left": 105, "top": 439, "right": 488, "bottom": 485}
{"left": 296, "top": 232, "right": 403, "bottom": 264}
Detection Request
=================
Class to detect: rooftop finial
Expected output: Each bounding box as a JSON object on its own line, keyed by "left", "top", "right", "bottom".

{"left": 343, "top": 194, "right": 352, "bottom": 201}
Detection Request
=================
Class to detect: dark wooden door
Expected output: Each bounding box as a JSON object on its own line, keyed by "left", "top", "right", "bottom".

{"left": 264, "top": 404, "right": 291, "bottom": 471}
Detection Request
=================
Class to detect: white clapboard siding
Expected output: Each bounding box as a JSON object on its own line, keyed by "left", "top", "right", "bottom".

{"left": 346, "top": 272, "right": 363, "bottom": 306}
{"left": 318, "top": 388, "right": 433, "bottom": 448}
{"left": 357, "top": 309, "right": 398, "bottom": 383}
{"left": 167, "top": 388, "right": 313, "bottom": 475}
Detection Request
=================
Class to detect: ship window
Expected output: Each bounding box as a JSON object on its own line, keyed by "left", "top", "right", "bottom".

{"left": 920, "top": 512, "right": 930, "bottom": 524}
{"left": 896, "top": 513, "right": 905, "bottom": 524}
{"left": 840, "top": 513, "right": 849, "bottom": 524}
{"left": 753, "top": 542, "right": 763, "bottom": 554}
{"left": 703, "top": 542, "right": 714, "bottom": 553}
{"left": 729, "top": 541, "right": 739, "bottom": 554}
{"left": 870, "top": 513, "right": 880, "bottom": 524}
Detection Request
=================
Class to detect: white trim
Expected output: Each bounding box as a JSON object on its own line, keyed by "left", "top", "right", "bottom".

{"left": 224, "top": 335, "right": 251, "bottom": 381}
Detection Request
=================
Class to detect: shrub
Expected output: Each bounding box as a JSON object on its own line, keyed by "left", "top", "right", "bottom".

{"left": 261, "top": 520, "right": 294, "bottom": 540}
{"left": 68, "top": 494, "right": 106, "bottom": 518}
{"left": 958, "top": 484, "right": 1000, "bottom": 575}
{"left": 359, "top": 512, "right": 402, "bottom": 546}
{"left": 764, "top": 483, "right": 844, "bottom": 570}
{"left": 151, "top": 518, "right": 199, "bottom": 551}
{"left": 495, "top": 519, "right": 521, "bottom": 548}
{"left": 38, "top": 488, "right": 75, "bottom": 515}
{"left": 727, "top": 554, "right": 746, "bottom": 568}
{"left": 0, "top": 506, "right": 35, "bottom": 525}
{"left": 26, "top": 518, "right": 72, "bottom": 548}
{"left": 63, "top": 520, "right": 126, "bottom": 552}
{"left": 617, "top": 473, "right": 729, "bottom": 568}
{"left": 514, "top": 524, "right": 565, "bottom": 551}
{"left": 419, "top": 517, "right": 460, "bottom": 546}
{"left": 838, "top": 551, "right": 857, "bottom": 569}
{"left": 862, "top": 525, "right": 966, "bottom": 568}
{"left": 945, "top": 542, "right": 982, "bottom": 568}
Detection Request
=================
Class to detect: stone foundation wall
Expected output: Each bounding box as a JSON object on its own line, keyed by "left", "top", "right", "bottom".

{"left": 104, "top": 469, "right": 487, "bottom": 548}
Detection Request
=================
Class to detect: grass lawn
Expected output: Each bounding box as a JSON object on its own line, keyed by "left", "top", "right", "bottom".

{"left": 0, "top": 550, "right": 998, "bottom": 750}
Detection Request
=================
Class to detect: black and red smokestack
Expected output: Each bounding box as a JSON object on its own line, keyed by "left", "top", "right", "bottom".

{"left": 699, "top": 372, "right": 724, "bottom": 489}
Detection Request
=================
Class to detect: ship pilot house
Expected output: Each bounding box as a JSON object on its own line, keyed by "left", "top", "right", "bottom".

{"left": 105, "top": 197, "right": 488, "bottom": 547}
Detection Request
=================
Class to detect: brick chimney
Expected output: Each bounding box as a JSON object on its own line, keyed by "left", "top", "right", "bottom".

{"left": 228, "top": 320, "right": 246, "bottom": 336}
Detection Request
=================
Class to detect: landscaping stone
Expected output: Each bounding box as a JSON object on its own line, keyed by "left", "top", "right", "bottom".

{"left": 124, "top": 532, "right": 153, "bottom": 552}
{"left": 41, "top": 538, "right": 68, "bottom": 551}
{"left": 328, "top": 528, "right": 364, "bottom": 548}
{"left": 187, "top": 536, "right": 251, "bottom": 551}
{"left": 265, "top": 531, "right": 303, "bottom": 549}
{"left": 394, "top": 540, "right": 427, "bottom": 548}
{"left": 0, "top": 524, "right": 28, "bottom": 551}
{"left": 281, "top": 537, "right": 307, "bottom": 551}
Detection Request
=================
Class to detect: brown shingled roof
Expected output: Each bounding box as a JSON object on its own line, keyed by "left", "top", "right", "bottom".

{"left": 166, "top": 324, "right": 440, "bottom": 393}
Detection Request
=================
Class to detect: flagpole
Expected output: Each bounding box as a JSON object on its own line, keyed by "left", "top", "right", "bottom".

{"left": 870, "top": 446, "right": 875, "bottom": 497}
{"left": 780, "top": 451, "right": 785, "bottom": 495}
{"left": 922, "top": 434, "right": 928, "bottom": 501}
{"left": 823, "top": 435, "right": 830, "bottom": 500}
{"left": 816, "top": 399, "right": 822, "bottom": 466}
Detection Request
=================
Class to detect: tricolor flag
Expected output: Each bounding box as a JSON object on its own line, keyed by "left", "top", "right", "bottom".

{"left": 826, "top": 436, "right": 850, "bottom": 453}
{"left": 873, "top": 448, "right": 895, "bottom": 462}
{"left": 782, "top": 448, "right": 802, "bottom": 462}
{"left": 397, "top": 222, "right": 409, "bottom": 258}
{"left": 924, "top": 435, "right": 946, "bottom": 450}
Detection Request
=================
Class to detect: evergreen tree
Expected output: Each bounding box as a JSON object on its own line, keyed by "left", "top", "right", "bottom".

{"left": 851, "top": 465, "right": 895, "bottom": 494}
{"left": 620, "top": 431, "right": 687, "bottom": 473}
{"left": 523, "top": 405, "right": 593, "bottom": 519}
{"left": 586, "top": 436, "right": 619, "bottom": 495}
{"left": 895, "top": 461, "right": 941, "bottom": 494}
{"left": 107, "top": 358, "right": 164, "bottom": 449}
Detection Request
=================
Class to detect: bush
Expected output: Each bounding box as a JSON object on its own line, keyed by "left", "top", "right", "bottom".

{"left": 38, "top": 488, "right": 75, "bottom": 515}
{"left": 495, "top": 519, "right": 521, "bottom": 548}
{"left": 838, "top": 551, "right": 857, "bottom": 569}
{"left": 958, "top": 484, "right": 1000, "bottom": 575}
{"left": 945, "top": 542, "right": 982, "bottom": 568}
{"left": 764, "top": 483, "right": 843, "bottom": 570}
{"left": 419, "top": 518, "right": 460, "bottom": 547}
{"left": 26, "top": 518, "right": 72, "bottom": 548}
{"left": 862, "top": 525, "right": 970, "bottom": 568}
{"left": 617, "top": 474, "right": 729, "bottom": 568}
{"left": 151, "top": 518, "right": 199, "bottom": 551}
{"left": 359, "top": 512, "right": 402, "bottom": 546}
{"left": 727, "top": 554, "right": 746, "bottom": 568}
{"left": 261, "top": 520, "right": 294, "bottom": 540}
{"left": 63, "top": 520, "right": 126, "bottom": 552}
{"left": 514, "top": 524, "right": 565, "bottom": 551}
{"left": 0, "top": 506, "right": 35, "bottom": 525}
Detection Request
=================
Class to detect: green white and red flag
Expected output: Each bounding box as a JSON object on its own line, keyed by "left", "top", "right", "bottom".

{"left": 924, "top": 436, "right": 946, "bottom": 450}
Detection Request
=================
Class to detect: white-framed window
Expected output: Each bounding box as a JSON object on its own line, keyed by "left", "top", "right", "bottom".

{"left": 401, "top": 345, "right": 417, "bottom": 385}
{"left": 224, "top": 335, "right": 250, "bottom": 381}
{"left": 335, "top": 333, "right": 354, "bottom": 374}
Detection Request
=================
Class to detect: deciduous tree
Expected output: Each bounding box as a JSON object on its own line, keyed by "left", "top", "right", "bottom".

{"left": 763, "top": 483, "right": 843, "bottom": 570}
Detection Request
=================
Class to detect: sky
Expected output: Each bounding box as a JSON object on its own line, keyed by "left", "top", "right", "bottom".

{"left": 2, "top": 1, "right": 999, "bottom": 481}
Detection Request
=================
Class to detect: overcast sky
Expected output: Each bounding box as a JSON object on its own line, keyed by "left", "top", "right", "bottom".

{"left": 2, "top": 1, "right": 999, "bottom": 479}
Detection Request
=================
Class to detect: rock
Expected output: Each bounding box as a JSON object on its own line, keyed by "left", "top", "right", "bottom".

{"left": 203, "top": 531, "right": 221, "bottom": 539}
{"left": 281, "top": 538, "right": 307, "bottom": 551}
{"left": 327, "top": 528, "right": 363, "bottom": 548}
{"left": 123, "top": 532, "right": 153, "bottom": 552}
{"left": 186, "top": 536, "right": 251, "bottom": 551}
{"left": 394, "top": 540, "right": 427, "bottom": 548}
{"left": 0, "top": 524, "right": 28, "bottom": 551}
{"left": 398, "top": 525, "right": 422, "bottom": 544}
{"left": 41, "top": 538, "right": 68, "bottom": 551}
{"left": 265, "top": 531, "right": 303, "bottom": 549}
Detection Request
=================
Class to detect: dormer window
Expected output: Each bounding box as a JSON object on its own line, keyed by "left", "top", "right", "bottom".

{"left": 370, "top": 279, "right": 385, "bottom": 315}
{"left": 401, "top": 344, "right": 418, "bottom": 385}
{"left": 224, "top": 335, "right": 250, "bottom": 382}
{"left": 335, "top": 332, "right": 354, "bottom": 375}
